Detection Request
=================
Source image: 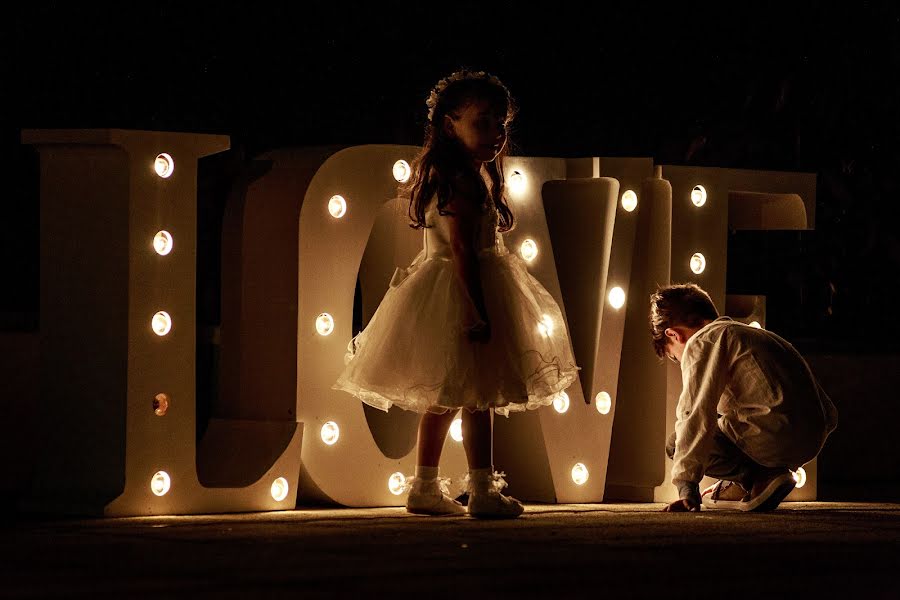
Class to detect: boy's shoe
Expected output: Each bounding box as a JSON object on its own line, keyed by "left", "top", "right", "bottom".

{"left": 405, "top": 477, "right": 466, "bottom": 515}
{"left": 466, "top": 471, "right": 524, "bottom": 519}
{"left": 740, "top": 469, "right": 796, "bottom": 512}
{"left": 701, "top": 479, "right": 748, "bottom": 510}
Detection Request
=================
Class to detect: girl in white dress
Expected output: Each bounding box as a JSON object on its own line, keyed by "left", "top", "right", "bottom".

{"left": 333, "top": 70, "right": 579, "bottom": 517}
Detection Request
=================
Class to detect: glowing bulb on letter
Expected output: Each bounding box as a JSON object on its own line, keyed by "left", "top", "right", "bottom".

{"left": 328, "top": 195, "right": 347, "bottom": 218}
{"left": 153, "top": 393, "right": 169, "bottom": 416}
{"left": 450, "top": 419, "right": 463, "bottom": 442}
{"left": 321, "top": 421, "right": 340, "bottom": 445}
{"left": 392, "top": 160, "right": 411, "bottom": 183}
{"left": 690, "top": 253, "right": 707, "bottom": 274}
{"left": 792, "top": 467, "right": 807, "bottom": 489}
{"left": 621, "top": 190, "right": 638, "bottom": 212}
{"left": 608, "top": 287, "right": 625, "bottom": 309}
{"left": 316, "top": 313, "right": 335, "bottom": 336}
{"left": 271, "top": 477, "right": 289, "bottom": 501}
{"left": 553, "top": 391, "right": 570, "bottom": 414}
{"left": 153, "top": 231, "right": 173, "bottom": 256}
{"left": 749, "top": 321, "right": 762, "bottom": 329}
{"left": 520, "top": 239, "right": 538, "bottom": 262}
{"left": 151, "top": 471, "right": 171, "bottom": 496}
{"left": 537, "top": 314, "right": 554, "bottom": 337}
{"left": 508, "top": 170, "right": 526, "bottom": 194}
{"left": 152, "top": 312, "right": 172, "bottom": 336}
{"left": 595, "top": 392, "right": 612, "bottom": 415}
{"left": 389, "top": 472, "right": 407, "bottom": 495}
{"left": 154, "top": 153, "right": 174, "bottom": 178}
{"left": 691, "top": 185, "right": 707, "bottom": 207}
{"left": 571, "top": 463, "right": 589, "bottom": 485}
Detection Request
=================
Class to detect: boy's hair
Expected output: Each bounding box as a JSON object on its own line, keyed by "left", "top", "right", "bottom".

{"left": 649, "top": 284, "right": 720, "bottom": 358}
{"left": 404, "top": 69, "right": 517, "bottom": 232}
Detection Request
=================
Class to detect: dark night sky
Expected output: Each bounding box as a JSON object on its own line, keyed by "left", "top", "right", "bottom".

{"left": 8, "top": 2, "right": 900, "bottom": 350}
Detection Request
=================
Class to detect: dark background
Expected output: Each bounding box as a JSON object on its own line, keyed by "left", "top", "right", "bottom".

{"left": 8, "top": 1, "right": 900, "bottom": 351}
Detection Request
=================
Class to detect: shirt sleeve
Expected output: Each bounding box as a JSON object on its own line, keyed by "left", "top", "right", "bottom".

{"left": 671, "top": 333, "right": 730, "bottom": 485}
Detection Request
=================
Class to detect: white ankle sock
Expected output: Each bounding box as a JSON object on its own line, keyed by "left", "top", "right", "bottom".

{"left": 415, "top": 465, "right": 439, "bottom": 481}
{"left": 468, "top": 467, "right": 494, "bottom": 492}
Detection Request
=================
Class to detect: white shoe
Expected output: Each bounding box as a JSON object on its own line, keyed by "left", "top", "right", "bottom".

{"left": 466, "top": 471, "right": 524, "bottom": 519}
{"left": 740, "top": 469, "right": 796, "bottom": 512}
{"left": 405, "top": 477, "right": 466, "bottom": 516}
{"left": 701, "top": 479, "right": 747, "bottom": 511}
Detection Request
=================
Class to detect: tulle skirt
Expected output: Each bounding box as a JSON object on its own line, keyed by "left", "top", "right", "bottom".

{"left": 332, "top": 249, "right": 580, "bottom": 416}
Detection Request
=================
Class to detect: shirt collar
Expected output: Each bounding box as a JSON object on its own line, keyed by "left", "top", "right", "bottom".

{"left": 681, "top": 316, "right": 732, "bottom": 366}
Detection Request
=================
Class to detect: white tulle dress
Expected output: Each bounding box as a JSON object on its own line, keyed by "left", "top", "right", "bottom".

{"left": 332, "top": 197, "right": 579, "bottom": 416}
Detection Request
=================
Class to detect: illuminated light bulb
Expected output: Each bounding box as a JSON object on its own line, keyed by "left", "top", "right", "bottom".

{"left": 621, "top": 190, "right": 638, "bottom": 212}
{"left": 450, "top": 418, "right": 463, "bottom": 442}
{"left": 328, "top": 195, "right": 347, "bottom": 218}
{"left": 154, "top": 153, "right": 174, "bottom": 178}
{"left": 321, "top": 421, "right": 340, "bottom": 445}
{"left": 553, "top": 391, "right": 570, "bottom": 413}
{"left": 520, "top": 239, "right": 538, "bottom": 262}
{"left": 153, "top": 393, "right": 169, "bottom": 416}
{"left": 691, "top": 185, "right": 707, "bottom": 207}
{"left": 150, "top": 471, "right": 171, "bottom": 496}
{"left": 153, "top": 231, "right": 173, "bottom": 256}
{"left": 316, "top": 313, "right": 335, "bottom": 336}
{"left": 152, "top": 311, "right": 172, "bottom": 336}
{"left": 608, "top": 287, "right": 626, "bottom": 309}
{"left": 749, "top": 321, "right": 762, "bottom": 329}
{"left": 792, "top": 467, "right": 807, "bottom": 489}
{"left": 271, "top": 477, "right": 289, "bottom": 501}
{"left": 388, "top": 472, "right": 407, "bottom": 496}
{"left": 392, "top": 160, "right": 411, "bottom": 183}
{"left": 690, "top": 253, "right": 707, "bottom": 275}
{"left": 571, "top": 463, "right": 589, "bottom": 485}
{"left": 537, "top": 314, "right": 554, "bottom": 337}
{"left": 595, "top": 391, "right": 612, "bottom": 415}
{"left": 508, "top": 170, "right": 526, "bottom": 194}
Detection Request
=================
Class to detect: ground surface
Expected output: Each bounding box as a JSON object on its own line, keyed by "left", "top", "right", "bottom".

{"left": 4, "top": 502, "right": 899, "bottom": 598}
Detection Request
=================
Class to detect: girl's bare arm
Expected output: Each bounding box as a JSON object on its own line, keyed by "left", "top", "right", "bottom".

{"left": 445, "top": 187, "right": 488, "bottom": 325}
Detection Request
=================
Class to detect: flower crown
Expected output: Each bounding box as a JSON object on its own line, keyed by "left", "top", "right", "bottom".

{"left": 425, "top": 70, "right": 507, "bottom": 123}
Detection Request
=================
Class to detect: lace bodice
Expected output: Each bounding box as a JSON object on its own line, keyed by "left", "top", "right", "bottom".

{"left": 423, "top": 198, "right": 507, "bottom": 260}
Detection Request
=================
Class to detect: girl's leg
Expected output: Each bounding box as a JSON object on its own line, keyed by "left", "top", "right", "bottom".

{"left": 408, "top": 409, "right": 466, "bottom": 515}
{"left": 463, "top": 408, "right": 523, "bottom": 518}
{"left": 415, "top": 409, "right": 458, "bottom": 467}
{"left": 461, "top": 408, "right": 492, "bottom": 470}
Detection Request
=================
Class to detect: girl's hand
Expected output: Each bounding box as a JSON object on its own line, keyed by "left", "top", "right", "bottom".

{"left": 466, "top": 320, "right": 491, "bottom": 343}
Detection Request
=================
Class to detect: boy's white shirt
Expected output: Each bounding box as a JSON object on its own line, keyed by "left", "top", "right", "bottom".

{"left": 671, "top": 317, "right": 838, "bottom": 486}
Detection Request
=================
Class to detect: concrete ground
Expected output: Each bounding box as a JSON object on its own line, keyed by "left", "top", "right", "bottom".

{"left": 4, "top": 502, "right": 899, "bottom": 598}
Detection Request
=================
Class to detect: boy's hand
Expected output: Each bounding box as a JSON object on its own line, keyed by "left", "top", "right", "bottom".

{"left": 662, "top": 498, "right": 701, "bottom": 512}
{"left": 663, "top": 479, "right": 701, "bottom": 512}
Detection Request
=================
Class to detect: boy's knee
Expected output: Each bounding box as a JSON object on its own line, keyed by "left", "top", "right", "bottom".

{"left": 665, "top": 432, "right": 676, "bottom": 459}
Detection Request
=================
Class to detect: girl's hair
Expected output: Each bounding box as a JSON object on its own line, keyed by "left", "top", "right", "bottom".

{"left": 404, "top": 70, "right": 517, "bottom": 232}
{"left": 649, "top": 284, "right": 720, "bottom": 358}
